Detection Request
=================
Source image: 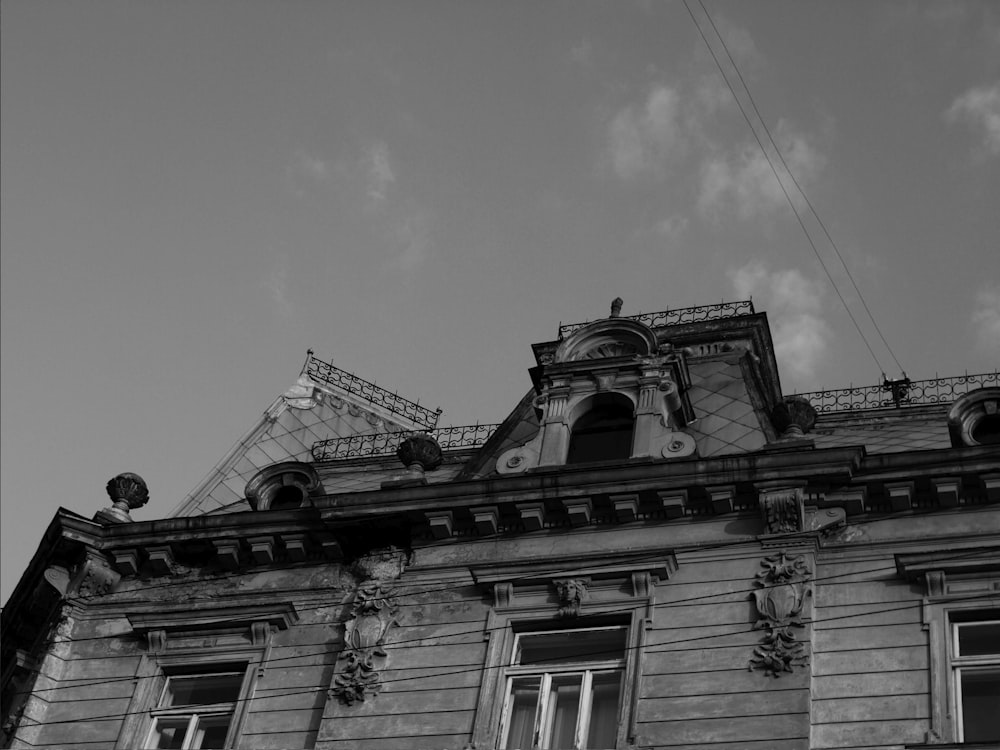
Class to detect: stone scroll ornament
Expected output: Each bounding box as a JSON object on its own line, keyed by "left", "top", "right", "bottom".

{"left": 748, "top": 551, "right": 811, "bottom": 677}
{"left": 331, "top": 581, "right": 399, "bottom": 705}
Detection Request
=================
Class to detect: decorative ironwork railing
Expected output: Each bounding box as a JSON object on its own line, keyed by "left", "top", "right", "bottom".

{"left": 792, "top": 372, "right": 998, "bottom": 413}
{"left": 558, "top": 300, "right": 755, "bottom": 338}
{"left": 311, "top": 423, "right": 501, "bottom": 461}
{"left": 305, "top": 352, "right": 441, "bottom": 429}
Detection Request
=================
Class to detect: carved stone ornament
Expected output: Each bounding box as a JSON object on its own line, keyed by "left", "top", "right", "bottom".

{"left": 282, "top": 375, "right": 320, "bottom": 409}
{"left": 553, "top": 578, "right": 589, "bottom": 617}
{"left": 748, "top": 551, "right": 811, "bottom": 677}
{"left": 770, "top": 397, "right": 817, "bottom": 439}
{"left": 331, "top": 581, "right": 398, "bottom": 705}
{"left": 95, "top": 472, "right": 149, "bottom": 524}
{"left": 396, "top": 433, "right": 443, "bottom": 473}
{"left": 759, "top": 488, "right": 804, "bottom": 534}
{"left": 350, "top": 546, "right": 409, "bottom": 582}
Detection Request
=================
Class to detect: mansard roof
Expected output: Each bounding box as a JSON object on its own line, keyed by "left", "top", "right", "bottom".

{"left": 170, "top": 351, "right": 438, "bottom": 517}
{"left": 171, "top": 303, "right": 998, "bottom": 517}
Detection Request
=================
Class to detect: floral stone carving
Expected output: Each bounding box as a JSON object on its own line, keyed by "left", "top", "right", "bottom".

{"left": 331, "top": 581, "right": 398, "bottom": 705}
{"left": 553, "top": 578, "right": 589, "bottom": 617}
{"left": 748, "top": 551, "right": 811, "bottom": 677}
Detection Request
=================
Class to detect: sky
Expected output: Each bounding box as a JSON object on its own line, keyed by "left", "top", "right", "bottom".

{"left": 2, "top": 0, "right": 998, "bottom": 602}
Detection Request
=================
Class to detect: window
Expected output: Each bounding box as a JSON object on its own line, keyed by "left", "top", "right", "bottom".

{"left": 117, "top": 604, "right": 297, "bottom": 750}
{"left": 469, "top": 554, "right": 674, "bottom": 750}
{"left": 895, "top": 550, "right": 1000, "bottom": 748}
{"left": 566, "top": 395, "right": 634, "bottom": 464}
{"left": 500, "top": 626, "right": 626, "bottom": 750}
{"left": 145, "top": 666, "right": 249, "bottom": 749}
{"left": 952, "top": 617, "right": 1000, "bottom": 743}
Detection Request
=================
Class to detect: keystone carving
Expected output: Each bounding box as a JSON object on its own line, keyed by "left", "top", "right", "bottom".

{"left": 553, "top": 578, "right": 589, "bottom": 617}
{"left": 748, "top": 551, "right": 811, "bottom": 677}
{"left": 331, "top": 581, "right": 398, "bottom": 705}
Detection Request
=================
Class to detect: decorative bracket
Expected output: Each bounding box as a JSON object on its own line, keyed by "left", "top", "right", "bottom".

{"left": 759, "top": 487, "right": 804, "bottom": 534}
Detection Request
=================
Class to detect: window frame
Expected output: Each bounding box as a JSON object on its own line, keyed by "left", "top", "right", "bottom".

{"left": 143, "top": 664, "right": 254, "bottom": 750}
{"left": 116, "top": 603, "right": 297, "bottom": 750}
{"left": 469, "top": 554, "right": 675, "bottom": 750}
{"left": 950, "top": 617, "right": 1000, "bottom": 744}
{"left": 896, "top": 549, "right": 1000, "bottom": 746}
{"left": 498, "top": 625, "right": 628, "bottom": 750}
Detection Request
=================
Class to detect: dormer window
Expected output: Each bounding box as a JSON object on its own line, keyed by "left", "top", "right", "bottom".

{"left": 948, "top": 388, "right": 1000, "bottom": 447}
{"left": 566, "top": 394, "right": 635, "bottom": 465}
{"left": 244, "top": 462, "right": 320, "bottom": 511}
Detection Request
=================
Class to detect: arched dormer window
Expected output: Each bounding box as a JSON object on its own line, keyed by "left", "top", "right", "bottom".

{"left": 566, "top": 393, "right": 635, "bottom": 464}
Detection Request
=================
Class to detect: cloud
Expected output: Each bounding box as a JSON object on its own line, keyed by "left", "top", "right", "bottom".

{"left": 388, "top": 210, "right": 432, "bottom": 271}
{"left": 730, "top": 262, "right": 830, "bottom": 381}
{"left": 569, "top": 38, "right": 593, "bottom": 66}
{"left": 608, "top": 85, "right": 684, "bottom": 180}
{"left": 945, "top": 83, "right": 1000, "bottom": 157}
{"left": 285, "top": 150, "right": 331, "bottom": 196}
{"left": 972, "top": 285, "right": 1000, "bottom": 350}
{"left": 263, "top": 257, "right": 293, "bottom": 318}
{"left": 698, "top": 122, "right": 826, "bottom": 219}
{"left": 365, "top": 141, "right": 396, "bottom": 203}
{"left": 653, "top": 215, "right": 688, "bottom": 241}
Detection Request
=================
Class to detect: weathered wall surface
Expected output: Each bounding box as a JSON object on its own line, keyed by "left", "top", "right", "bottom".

{"left": 636, "top": 545, "right": 812, "bottom": 750}
{"left": 809, "top": 507, "right": 1000, "bottom": 749}
{"left": 11, "top": 503, "right": 999, "bottom": 750}
{"left": 811, "top": 550, "right": 928, "bottom": 749}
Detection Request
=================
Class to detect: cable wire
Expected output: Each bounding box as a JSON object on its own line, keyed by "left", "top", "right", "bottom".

{"left": 694, "top": 0, "right": 904, "bottom": 375}
{"left": 682, "top": 0, "right": 890, "bottom": 378}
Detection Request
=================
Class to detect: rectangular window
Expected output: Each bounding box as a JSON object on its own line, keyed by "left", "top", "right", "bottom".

{"left": 500, "top": 626, "right": 626, "bottom": 750}
{"left": 953, "top": 619, "right": 1000, "bottom": 743}
{"left": 145, "top": 667, "right": 247, "bottom": 750}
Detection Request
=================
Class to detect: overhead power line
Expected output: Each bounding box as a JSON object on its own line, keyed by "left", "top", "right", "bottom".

{"left": 683, "top": 0, "right": 906, "bottom": 378}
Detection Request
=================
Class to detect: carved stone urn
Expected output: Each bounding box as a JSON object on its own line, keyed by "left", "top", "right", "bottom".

{"left": 94, "top": 472, "right": 149, "bottom": 524}
{"left": 396, "top": 433, "right": 443, "bottom": 474}
{"left": 771, "top": 396, "right": 817, "bottom": 439}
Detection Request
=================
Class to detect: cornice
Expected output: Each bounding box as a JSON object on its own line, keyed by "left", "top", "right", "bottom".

{"left": 316, "top": 445, "right": 867, "bottom": 519}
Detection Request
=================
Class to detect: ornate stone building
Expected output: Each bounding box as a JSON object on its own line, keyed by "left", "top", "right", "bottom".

{"left": 3, "top": 300, "right": 999, "bottom": 750}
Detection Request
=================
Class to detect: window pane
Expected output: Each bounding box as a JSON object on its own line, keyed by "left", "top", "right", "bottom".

{"left": 192, "top": 715, "right": 232, "bottom": 749}
{"left": 586, "top": 672, "right": 621, "bottom": 749}
{"left": 166, "top": 673, "right": 243, "bottom": 706}
{"left": 546, "top": 675, "right": 581, "bottom": 749}
{"left": 958, "top": 622, "right": 1000, "bottom": 656}
{"left": 517, "top": 628, "right": 627, "bottom": 666}
{"left": 505, "top": 677, "right": 540, "bottom": 750}
{"left": 149, "top": 717, "right": 189, "bottom": 749}
{"left": 962, "top": 669, "right": 1000, "bottom": 742}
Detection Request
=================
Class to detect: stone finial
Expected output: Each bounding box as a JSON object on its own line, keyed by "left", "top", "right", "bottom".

{"left": 396, "top": 433, "right": 443, "bottom": 474}
{"left": 771, "top": 396, "right": 817, "bottom": 439}
{"left": 95, "top": 472, "right": 149, "bottom": 524}
{"left": 610, "top": 297, "right": 623, "bottom": 318}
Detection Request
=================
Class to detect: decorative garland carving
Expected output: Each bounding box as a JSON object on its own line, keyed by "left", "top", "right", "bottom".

{"left": 748, "top": 551, "right": 811, "bottom": 677}
{"left": 553, "top": 578, "right": 589, "bottom": 617}
{"left": 331, "top": 581, "right": 398, "bottom": 705}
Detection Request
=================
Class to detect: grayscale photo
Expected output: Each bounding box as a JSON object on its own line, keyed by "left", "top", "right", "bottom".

{"left": 2, "top": 2, "right": 998, "bottom": 749}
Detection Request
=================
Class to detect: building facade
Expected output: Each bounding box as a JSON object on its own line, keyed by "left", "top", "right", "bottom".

{"left": 3, "top": 300, "right": 999, "bottom": 750}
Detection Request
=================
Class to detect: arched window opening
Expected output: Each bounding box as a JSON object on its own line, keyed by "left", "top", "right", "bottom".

{"left": 566, "top": 396, "right": 635, "bottom": 464}
{"left": 971, "top": 415, "right": 1000, "bottom": 445}
{"left": 270, "top": 485, "right": 305, "bottom": 511}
